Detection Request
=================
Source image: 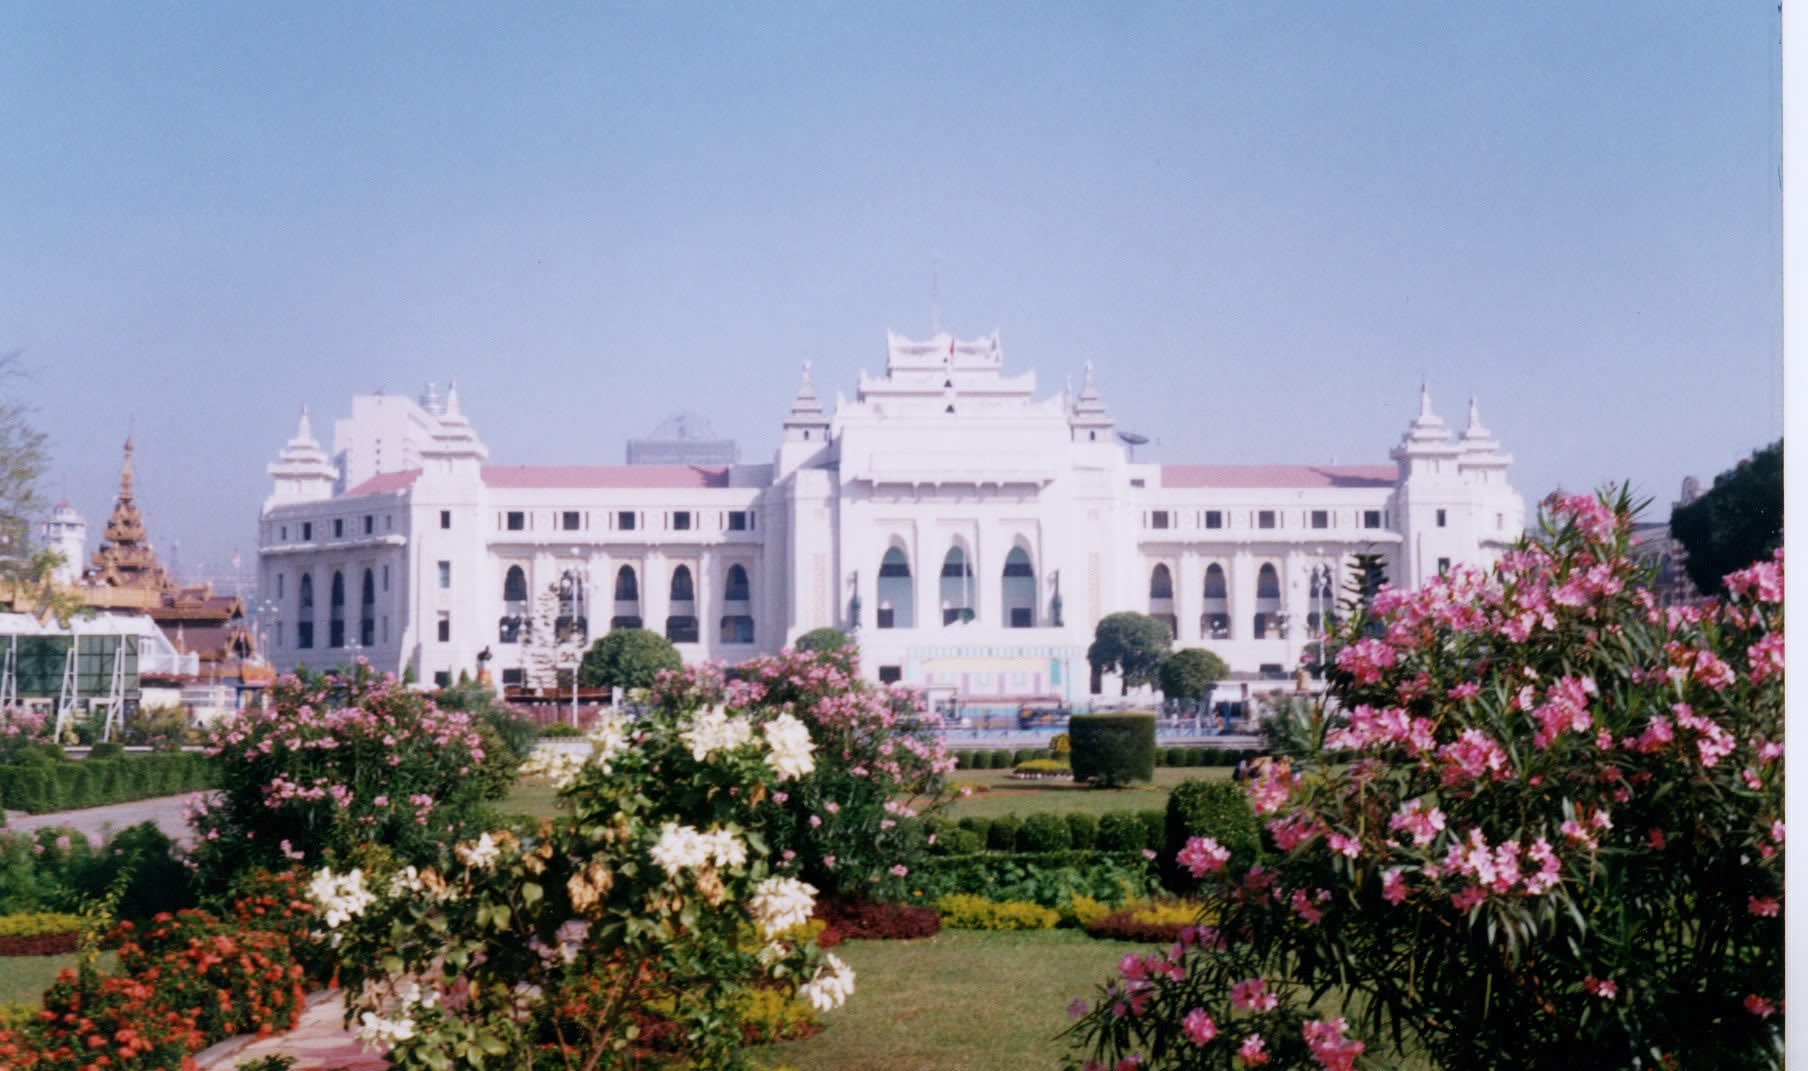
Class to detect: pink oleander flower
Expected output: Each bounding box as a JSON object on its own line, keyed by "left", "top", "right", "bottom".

{"left": 1182, "top": 1008, "right": 1218, "bottom": 1046}
{"left": 1450, "top": 886, "right": 1486, "bottom": 912}
{"left": 1745, "top": 994, "right": 1777, "bottom": 1019}
{"left": 1230, "top": 978, "right": 1278, "bottom": 1012}
{"left": 1747, "top": 633, "right": 1785, "bottom": 683}
{"left": 1069, "top": 998, "right": 1090, "bottom": 1020}
{"left": 889, "top": 864, "right": 909, "bottom": 877}
{"left": 1290, "top": 888, "right": 1327, "bottom": 926}
{"left": 1326, "top": 832, "right": 1361, "bottom": 858}
{"left": 1178, "top": 836, "right": 1232, "bottom": 877}
{"left": 1748, "top": 896, "right": 1779, "bottom": 918}
{"left": 1381, "top": 868, "right": 1408, "bottom": 905}
{"left": 1268, "top": 815, "right": 1323, "bottom": 852}
{"left": 1584, "top": 976, "right": 1618, "bottom": 1000}
{"left": 1437, "top": 729, "right": 1512, "bottom": 786}
{"left": 1236, "top": 1033, "right": 1270, "bottom": 1066}
{"left": 1302, "top": 1017, "right": 1365, "bottom": 1071}
{"left": 1388, "top": 799, "right": 1446, "bottom": 848}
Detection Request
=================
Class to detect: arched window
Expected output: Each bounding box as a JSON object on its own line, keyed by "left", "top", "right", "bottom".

{"left": 1201, "top": 563, "right": 1229, "bottom": 639}
{"left": 557, "top": 570, "right": 587, "bottom": 644}
{"left": 503, "top": 565, "right": 528, "bottom": 602}
{"left": 499, "top": 564, "right": 528, "bottom": 642}
{"left": 611, "top": 566, "right": 642, "bottom": 631}
{"left": 1148, "top": 564, "right": 1176, "bottom": 637}
{"left": 877, "top": 547, "right": 913, "bottom": 629}
{"left": 720, "top": 564, "right": 753, "bottom": 644}
{"left": 1254, "top": 563, "right": 1282, "bottom": 639}
{"left": 1001, "top": 546, "right": 1035, "bottom": 628}
{"left": 328, "top": 571, "right": 346, "bottom": 648}
{"left": 666, "top": 566, "right": 698, "bottom": 643}
{"left": 939, "top": 546, "right": 973, "bottom": 625}
{"left": 297, "top": 573, "right": 315, "bottom": 649}
{"left": 360, "top": 569, "right": 376, "bottom": 647}
{"left": 1150, "top": 564, "right": 1174, "bottom": 600}
{"left": 724, "top": 564, "right": 750, "bottom": 602}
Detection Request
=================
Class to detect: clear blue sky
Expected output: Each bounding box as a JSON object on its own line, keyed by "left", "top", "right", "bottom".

{"left": 0, "top": 2, "right": 1781, "bottom": 584}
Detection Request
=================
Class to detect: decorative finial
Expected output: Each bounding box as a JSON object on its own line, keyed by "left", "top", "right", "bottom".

{"left": 1466, "top": 396, "right": 1481, "bottom": 431}
{"left": 119, "top": 437, "right": 135, "bottom": 500}
{"left": 445, "top": 380, "right": 463, "bottom": 419}
{"left": 1418, "top": 382, "right": 1434, "bottom": 419}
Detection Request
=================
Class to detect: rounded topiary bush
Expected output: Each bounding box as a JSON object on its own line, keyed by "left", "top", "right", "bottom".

{"left": 1163, "top": 778, "right": 1262, "bottom": 891}
{"left": 989, "top": 749, "right": 1013, "bottom": 770}
{"left": 935, "top": 827, "right": 983, "bottom": 855}
{"left": 1016, "top": 812, "right": 1073, "bottom": 853}
{"left": 958, "top": 816, "right": 992, "bottom": 845}
{"left": 1066, "top": 812, "right": 1099, "bottom": 850}
{"left": 987, "top": 814, "right": 1022, "bottom": 852}
{"left": 1165, "top": 747, "right": 1187, "bottom": 767}
{"left": 1068, "top": 713, "right": 1157, "bottom": 786}
{"left": 1096, "top": 811, "right": 1146, "bottom": 852}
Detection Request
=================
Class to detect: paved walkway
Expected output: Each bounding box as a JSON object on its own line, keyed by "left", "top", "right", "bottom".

{"left": 193, "top": 990, "right": 385, "bottom": 1070}
{"left": 4, "top": 791, "right": 205, "bottom": 844}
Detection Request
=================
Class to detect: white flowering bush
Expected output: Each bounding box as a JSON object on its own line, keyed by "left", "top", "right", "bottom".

{"left": 315, "top": 684, "right": 849, "bottom": 1070}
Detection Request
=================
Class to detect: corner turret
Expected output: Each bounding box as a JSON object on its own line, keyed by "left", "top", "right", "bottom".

{"left": 1069, "top": 362, "right": 1115, "bottom": 444}
{"left": 266, "top": 409, "right": 338, "bottom": 508}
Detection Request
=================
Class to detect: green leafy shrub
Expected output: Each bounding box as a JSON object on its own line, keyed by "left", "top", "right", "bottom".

{"left": 1068, "top": 713, "right": 1156, "bottom": 786}
{"left": 1137, "top": 810, "right": 1165, "bottom": 849}
{"left": 935, "top": 893, "right": 1060, "bottom": 930}
{"left": 0, "top": 911, "right": 82, "bottom": 937}
{"left": 1163, "top": 779, "right": 1261, "bottom": 892}
{"left": 907, "top": 851, "right": 1158, "bottom": 907}
{"left": 1065, "top": 812, "right": 1099, "bottom": 851}
{"left": 537, "top": 720, "right": 584, "bottom": 738}
{"left": 952, "top": 749, "right": 974, "bottom": 769}
{"left": 1050, "top": 732, "right": 1071, "bottom": 756}
{"left": 1012, "top": 757, "right": 1071, "bottom": 775}
{"left": 1016, "top": 812, "right": 1073, "bottom": 853}
{"left": 932, "top": 827, "right": 983, "bottom": 855}
{"left": 86, "top": 740, "right": 125, "bottom": 761}
{"left": 577, "top": 627, "right": 683, "bottom": 689}
{"left": 989, "top": 748, "right": 1012, "bottom": 769}
{"left": 1095, "top": 812, "right": 1147, "bottom": 853}
{"left": 1165, "top": 747, "right": 1187, "bottom": 767}
{"left": 735, "top": 987, "right": 822, "bottom": 1045}
{"left": 986, "top": 814, "right": 1022, "bottom": 852}
{"left": 0, "top": 752, "right": 215, "bottom": 813}
{"left": 957, "top": 816, "right": 992, "bottom": 844}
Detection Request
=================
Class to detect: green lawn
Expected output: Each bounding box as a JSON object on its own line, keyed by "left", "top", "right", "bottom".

{"left": 0, "top": 952, "right": 112, "bottom": 1006}
{"left": 747, "top": 929, "right": 1128, "bottom": 1071}
{"left": 496, "top": 779, "right": 565, "bottom": 820}
{"left": 943, "top": 767, "right": 1231, "bottom": 820}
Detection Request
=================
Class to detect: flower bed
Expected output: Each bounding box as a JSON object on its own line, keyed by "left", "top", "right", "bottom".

{"left": 0, "top": 914, "right": 82, "bottom": 957}
{"left": 814, "top": 897, "right": 941, "bottom": 941}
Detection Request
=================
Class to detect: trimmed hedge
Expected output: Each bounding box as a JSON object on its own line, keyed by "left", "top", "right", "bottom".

{"left": 986, "top": 814, "right": 1022, "bottom": 852}
{"left": 1152, "top": 745, "right": 1259, "bottom": 768}
{"left": 1163, "top": 778, "right": 1263, "bottom": 891}
{"left": 1065, "top": 812, "right": 1099, "bottom": 851}
{"left": 1096, "top": 812, "right": 1147, "bottom": 852}
{"left": 1068, "top": 713, "right": 1156, "bottom": 786}
{"left": 0, "top": 752, "right": 216, "bottom": 814}
{"left": 1016, "top": 812, "right": 1073, "bottom": 853}
{"left": 908, "top": 850, "right": 1161, "bottom": 907}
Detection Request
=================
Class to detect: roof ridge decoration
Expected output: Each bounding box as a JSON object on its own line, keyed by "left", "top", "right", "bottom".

{"left": 421, "top": 380, "right": 489, "bottom": 461}
{"left": 1069, "top": 361, "right": 1114, "bottom": 431}
{"left": 783, "top": 362, "right": 830, "bottom": 430}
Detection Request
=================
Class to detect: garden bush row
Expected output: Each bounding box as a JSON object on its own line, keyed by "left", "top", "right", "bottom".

{"left": 0, "top": 752, "right": 216, "bottom": 814}
{"left": 928, "top": 810, "right": 1168, "bottom": 854}
{"left": 949, "top": 746, "right": 1255, "bottom": 771}
{"left": 906, "top": 850, "right": 1161, "bottom": 908}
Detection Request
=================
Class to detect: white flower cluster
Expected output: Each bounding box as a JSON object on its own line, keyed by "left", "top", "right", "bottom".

{"left": 309, "top": 867, "right": 375, "bottom": 929}
{"left": 649, "top": 822, "right": 747, "bottom": 878}
{"left": 454, "top": 832, "right": 502, "bottom": 869}
{"left": 587, "top": 712, "right": 632, "bottom": 771}
{"left": 519, "top": 748, "right": 587, "bottom": 790}
{"left": 748, "top": 876, "right": 818, "bottom": 937}
{"left": 355, "top": 979, "right": 439, "bottom": 1051}
{"left": 681, "top": 706, "right": 753, "bottom": 762}
{"left": 761, "top": 712, "right": 816, "bottom": 781}
{"left": 797, "top": 953, "right": 856, "bottom": 1011}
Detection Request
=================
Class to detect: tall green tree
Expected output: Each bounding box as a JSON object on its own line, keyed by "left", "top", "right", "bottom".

{"left": 0, "top": 353, "right": 47, "bottom": 587}
{"left": 577, "top": 627, "right": 682, "bottom": 690}
{"left": 1671, "top": 439, "right": 1782, "bottom": 595}
{"left": 1087, "top": 611, "right": 1172, "bottom": 695}
{"left": 1157, "top": 646, "right": 1229, "bottom": 701}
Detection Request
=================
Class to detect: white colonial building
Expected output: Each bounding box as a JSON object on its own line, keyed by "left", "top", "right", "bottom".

{"left": 256, "top": 332, "right": 1524, "bottom": 702}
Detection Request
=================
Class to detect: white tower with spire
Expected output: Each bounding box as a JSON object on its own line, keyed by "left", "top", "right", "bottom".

{"left": 38, "top": 503, "right": 87, "bottom": 583}
{"left": 266, "top": 409, "right": 339, "bottom": 507}
{"left": 1391, "top": 386, "right": 1485, "bottom": 587}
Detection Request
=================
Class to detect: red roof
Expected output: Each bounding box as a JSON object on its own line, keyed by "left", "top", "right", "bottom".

{"left": 481, "top": 465, "right": 731, "bottom": 489}
{"left": 1160, "top": 464, "right": 1397, "bottom": 489}
{"left": 343, "top": 470, "right": 421, "bottom": 496}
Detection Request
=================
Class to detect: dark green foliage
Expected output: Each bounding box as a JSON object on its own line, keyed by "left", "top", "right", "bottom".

{"left": 933, "top": 827, "right": 983, "bottom": 855}
{"left": 1065, "top": 812, "right": 1099, "bottom": 850}
{"left": 538, "top": 721, "right": 584, "bottom": 738}
{"left": 577, "top": 627, "right": 683, "bottom": 690}
{"left": 0, "top": 822, "right": 195, "bottom": 920}
{"left": 986, "top": 814, "right": 1022, "bottom": 852}
{"left": 957, "top": 816, "right": 992, "bottom": 845}
{"left": 1013, "top": 748, "right": 1040, "bottom": 765}
{"left": 904, "top": 850, "right": 1160, "bottom": 907}
{"left": 1670, "top": 440, "right": 1783, "bottom": 595}
{"left": 1165, "top": 747, "right": 1187, "bottom": 767}
{"left": 1163, "top": 779, "right": 1262, "bottom": 891}
{"left": 433, "top": 678, "right": 535, "bottom": 800}
{"left": 952, "top": 749, "right": 973, "bottom": 769}
{"left": 1137, "top": 810, "right": 1165, "bottom": 849}
{"left": 1015, "top": 812, "right": 1073, "bottom": 853}
{"left": 1095, "top": 812, "right": 1147, "bottom": 853}
{"left": 0, "top": 752, "right": 216, "bottom": 813}
{"left": 1068, "top": 713, "right": 1157, "bottom": 786}
{"left": 793, "top": 627, "right": 853, "bottom": 654}
{"left": 86, "top": 741, "right": 125, "bottom": 761}
{"left": 1157, "top": 647, "right": 1230, "bottom": 700}
{"left": 989, "top": 749, "right": 1013, "bottom": 770}
{"left": 1087, "top": 612, "right": 1173, "bottom": 694}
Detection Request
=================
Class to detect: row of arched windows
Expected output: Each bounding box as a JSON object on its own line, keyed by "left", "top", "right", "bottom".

{"left": 500, "top": 563, "right": 754, "bottom": 646}
{"left": 874, "top": 545, "right": 1041, "bottom": 629}
{"left": 293, "top": 569, "right": 377, "bottom": 650}
{"left": 1147, "top": 562, "right": 1335, "bottom": 641}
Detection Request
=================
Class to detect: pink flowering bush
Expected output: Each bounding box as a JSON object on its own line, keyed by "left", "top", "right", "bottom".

{"left": 656, "top": 648, "right": 955, "bottom": 898}
{"left": 1065, "top": 491, "right": 1783, "bottom": 1069}
{"left": 189, "top": 662, "right": 512, "bottom": 888}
